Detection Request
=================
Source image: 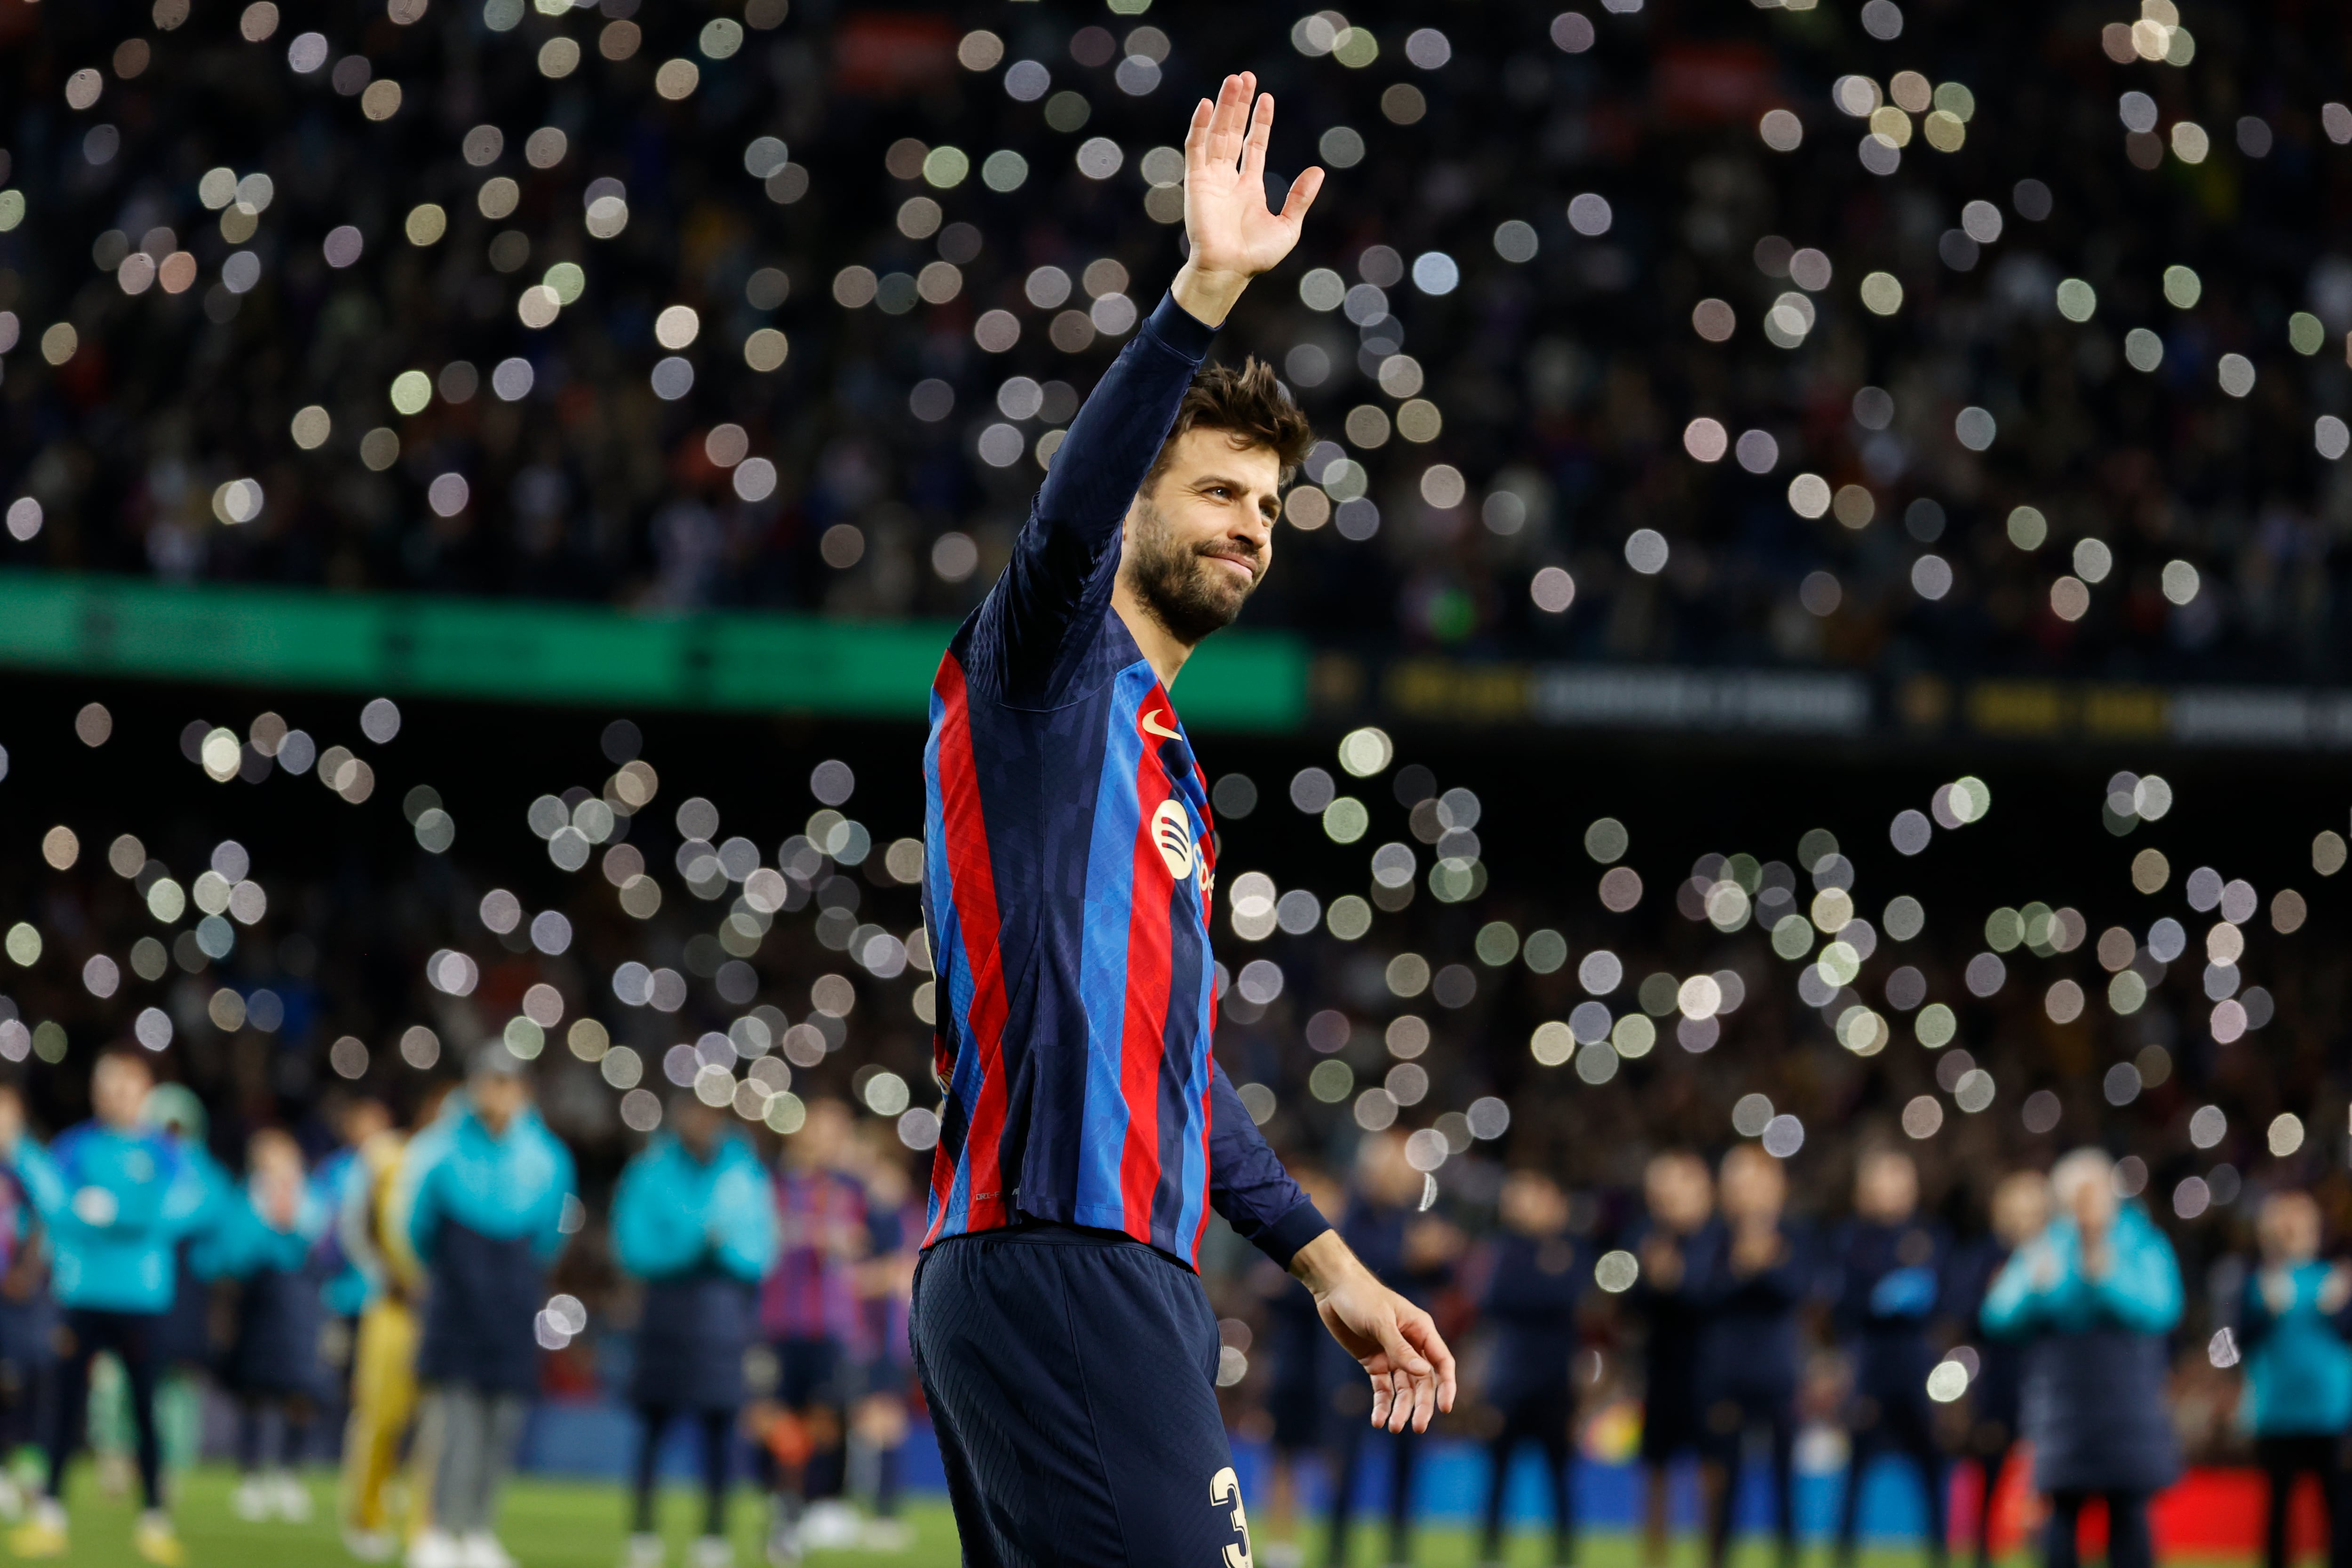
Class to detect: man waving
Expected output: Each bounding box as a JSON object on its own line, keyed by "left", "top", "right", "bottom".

{"left": 912, "top": 73, "right": 1455, "bottom": 1568}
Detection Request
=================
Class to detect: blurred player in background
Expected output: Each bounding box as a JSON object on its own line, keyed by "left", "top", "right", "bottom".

{"left": 760, "top": 1096, "right": 868, "bottom": 1561}
{"left": 1325, "top": 1130, "right": 1457, "bottom": 1568}
{"left": 2239, "top": 1189, "right": 2352, "bottom": 1568}
{"left": 400, "top": 1045, "right": 577, "bottom": 1568}
{"left": 214, "top": 1127, "right": 329, "bottom": 1523}
{"left": 133, "top": 1083, "right": 230, "bottom": 1500}
{"left": 1474, "top": 1168, "right": 1584, "bottom": 1568}
{"left": 1630, "top": 1151, "right": 1713, "bottom": 1568}
{"left": 0, "top": 1050, "right": 205, "bottom": 1565}
{"left": 1697, "top": 1146, "right": 1807, "bottom": 1568}
{"left": 1833, "top": 1149, "right": 1948, "bottom": 1568}
{"left": 845, "top": 1121, "right": 920, "bottom": 1552}
{"left": 0, "top": 1082, "right": 55, "bottom": 1523}
{"left": 612, "top": 1090, "right": 777, "bottom": 1568}
{"left": 316, "top": 1098, "right": 397, "bottom": 1397}
{"left": 339, "top": 1084, "right": 433, "bottom": 1561}
{"left": 1254, "top": 1165, "right": 1346, "bottom": 1568}
{"left": 1982, "top": 1148, "right": 2181, "bottom": 1568}
{"left": 1947, "top": 1171, "right": 2047, "bottom": 1568}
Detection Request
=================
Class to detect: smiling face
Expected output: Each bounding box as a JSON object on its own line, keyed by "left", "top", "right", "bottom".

{"left": 1117, "top": 428, "right": 1282, "bottom": 648}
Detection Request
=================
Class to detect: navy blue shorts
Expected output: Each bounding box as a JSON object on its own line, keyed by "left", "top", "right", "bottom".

{"left": 775, "top": 1336, "right": 850, "bottom": 1410}
{"left": 912, "top": 1225, "right": 1253, "bottom": 1568}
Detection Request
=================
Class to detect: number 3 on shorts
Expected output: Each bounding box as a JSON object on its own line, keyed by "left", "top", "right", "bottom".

{"left": 1209, "top": 1466, "right": 1253, "bottom": 1568}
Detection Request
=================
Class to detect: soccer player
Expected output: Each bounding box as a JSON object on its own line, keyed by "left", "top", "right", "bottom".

{"left": 400, "top": 1044, "right": 577, "bottom": 1568}
{"left": 0, "top": 1081, "right": 57, "bottom": 1526}
{"left": 1628, "top": 1151, "right": 1713, "bottom": 1568}
{"left": 337, "top": 1084, "right": 431, "bottom": 1562}
{"left": 1324, "top": 1130, "right": 1461, "bottom": 1568}
{"left": 1945, "top": 1170, "right": 2045, "bottom": 1568}
{"left": 759, "top": 1096, "right": 870, "bottom": 1561}
{"left": 1474, "top": 1169, "right": 1585, "bottom": 1568}
{"left": 1980, "top": 1148, "right": 2181, "bottom": 1568}
{"left": 1695, "top": 1146, "right": 1808, "bottom": 1568}
{"left": 214, "top": 1128, "right": 330, "bottom": 1523}
{"left": 911, "top": 72, "right": 1454, "bottom": 1568}
{"left": 0, "top": 1049, "right": 206, "bottom": 1565}
{"left": 1831, "top": 1149, "right": 1948, "bottom": 1568}
{"left": 614, "top": 1091, "right": 777, "bottom": 1568}
{"left": 2239, "top": 1189, "right": 2352, "bottom": 1568}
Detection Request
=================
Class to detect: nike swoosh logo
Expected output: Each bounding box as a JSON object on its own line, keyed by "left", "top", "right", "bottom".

{"left": 1139, "top": 710, "right": 1182, "bottom": 741}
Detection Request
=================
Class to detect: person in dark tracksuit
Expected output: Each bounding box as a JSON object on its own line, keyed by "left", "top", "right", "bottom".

{"left": 1945, "top": 1172, "right": 2047, "bottom": 1568}
{"left": 400, "top": 1045, "right": 576, "bottom": 1568}
{"left": 614, "top": 1094, "right": 777, "bottom": 1568}
{"left": 1325, "top": 1131, "right": 1458, "bottom": 1568}
{"left": 1982, "top": 1149, "right": 2181, "bottom": 1568}
{"left": 2239, "top": 1190, "right": 2352, "bottom": 1568}
{"left": 1476, "top": 1170, "right": 1583, "bottom": 1568}
{"left": 906, "top": 73, "right": 1453, "bottom": 1568}
{"left": 0, "top": 1082, "right": 56, "bottom": 1524}
{"left": 1629, "top": 1151, "right": 1714, "bottom": 1568}
{"left": 1695, "top": 1146, "right": 1807, "bottom": 1568}
{"left": 212, "top": 1128, "right": 331, "bottom": 1524}
{"left": 1256, "top": 1169, "right": 1347, "bottom": 1568}
{"left": 1834, "top": 1149, "right": 1949, "bottom": 1567}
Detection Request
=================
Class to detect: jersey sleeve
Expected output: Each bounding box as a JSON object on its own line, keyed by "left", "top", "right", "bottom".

{"left": 961, "top": 292, "right": 1219, "bottom": 706}
{"left": 1206, "top": 1060, "right": 1328, "bottom": 1268}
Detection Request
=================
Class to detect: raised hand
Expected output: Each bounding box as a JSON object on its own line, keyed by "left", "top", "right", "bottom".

{"left": 1172, "top": 72, "right": 1324, "bottom": 327}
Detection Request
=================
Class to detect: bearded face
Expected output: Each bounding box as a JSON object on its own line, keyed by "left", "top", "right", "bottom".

{"left": 1121, "top": 493, "right": 1263, "bottom": 646}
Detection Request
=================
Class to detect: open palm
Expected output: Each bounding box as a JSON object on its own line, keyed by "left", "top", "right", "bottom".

{"left": 1183, "top": 72, "right": 1323, "bottom": 281}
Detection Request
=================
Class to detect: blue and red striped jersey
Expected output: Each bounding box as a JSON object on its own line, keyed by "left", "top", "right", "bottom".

{"left": 762, "top": 1163, "right": 868, "bottom": 1344}
{"left": 920, "top": 292, "right": 1327, "bottom": 1270}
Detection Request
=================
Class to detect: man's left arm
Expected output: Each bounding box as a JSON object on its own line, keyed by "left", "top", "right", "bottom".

{"left": 1206, "top": 1061, "right": 1328, "bottom": 1266}
{"left": 1205, "top": 1060, "right": 1456, "bottom": 1432}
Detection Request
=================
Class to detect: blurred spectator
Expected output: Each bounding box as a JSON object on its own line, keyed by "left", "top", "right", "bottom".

{"left": 7, "top": 0, "right": 2351, "bottom": 691}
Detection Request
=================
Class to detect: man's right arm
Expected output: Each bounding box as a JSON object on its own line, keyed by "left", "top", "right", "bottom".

{"left": 974, "top": 296, "right": 1219, "bottom": 701}
{"left": 965, "top": 73, "right": 1320, "bottom": 703}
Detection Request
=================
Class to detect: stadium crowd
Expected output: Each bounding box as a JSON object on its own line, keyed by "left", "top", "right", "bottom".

{"left": 6, "top": 0, "right": 2352, "bottom": 684}
{"left": 0, "top": 693, "right": 2344, "bottom": 1565}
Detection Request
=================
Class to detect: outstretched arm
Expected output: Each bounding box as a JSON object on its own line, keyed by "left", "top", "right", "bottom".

{"left": 971, "top": 73, "right": 1322, "bottom": 702}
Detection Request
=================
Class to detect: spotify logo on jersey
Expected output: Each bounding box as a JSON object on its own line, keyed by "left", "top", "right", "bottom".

{"left": 1152, "top": 798, "right": 1196, "bottom": 881}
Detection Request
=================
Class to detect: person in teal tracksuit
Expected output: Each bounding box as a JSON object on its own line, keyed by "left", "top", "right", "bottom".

{"left": 208, "top": 1128, "right": 334, "bottom": 1524}
{"left": 0, "top": 1050, "right": 211, "bottom": 1565}
{"left": 613, "top": 1094, "right": 778, "bottom": 1568}
{"left": 2239, "top": 1189, "right": 2352, "bottom": 1568}
{"left": 1981, "top": 1149, "right": 2182, "bottom": 1568}
{"left": 400, "top": 1044, "right": 577, "bottom": 1568}
{"left": 142, "top": 1083, "right": 235, "bottom": 1491}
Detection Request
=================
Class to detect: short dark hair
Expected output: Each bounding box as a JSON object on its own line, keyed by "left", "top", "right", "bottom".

{"left": 1144, "top": 357, "right": 1315, "bottom": 492}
